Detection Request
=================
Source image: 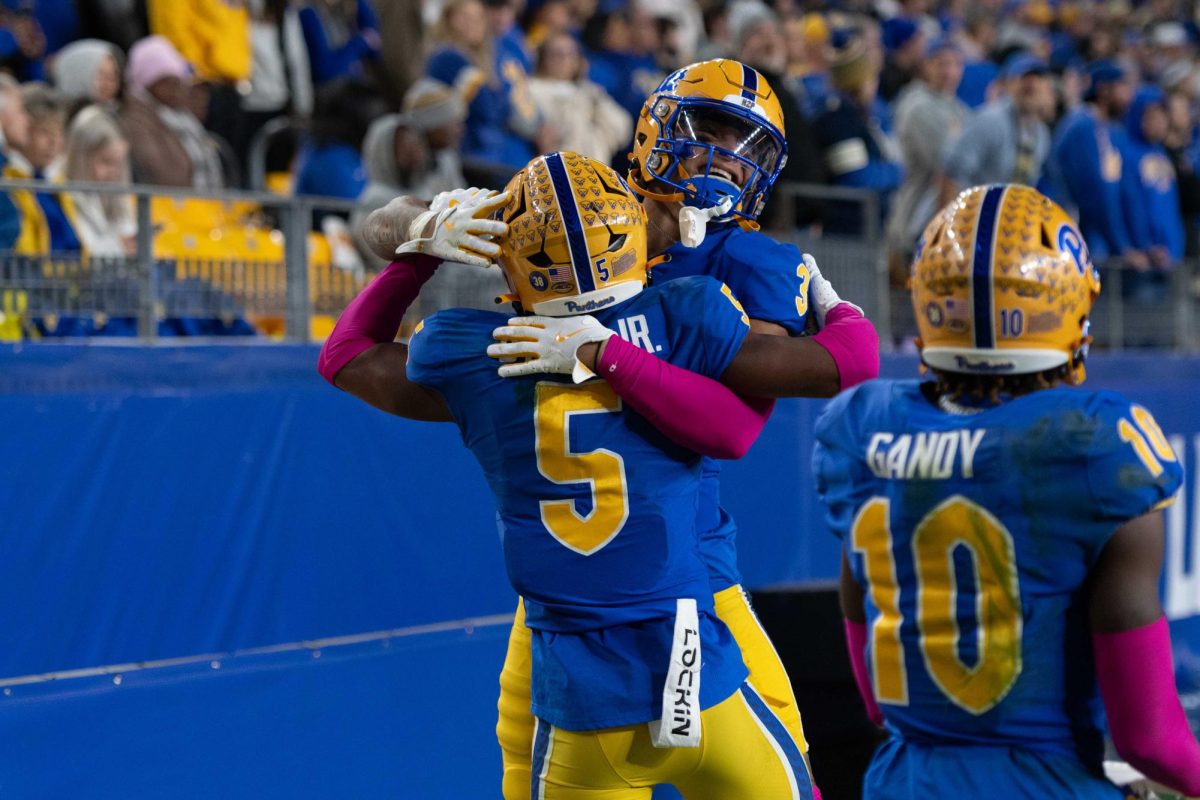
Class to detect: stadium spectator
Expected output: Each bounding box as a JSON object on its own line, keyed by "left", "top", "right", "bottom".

{"left": 813, "top": 34, "right": 904, "bottom": 234}
{"left": 293, "top": 77, "right": 384, "bottom": 201}
{"left": 1048, "top": 60, "right": 1148, "bottom": 269}
{"left": 953, "top": 6, "right": 998, "bottom": 109}
{"left": 783, "top": 12, "right": 831, "bottom": 119}
{"left": 352, "top": 79, "right": 467, "bottom": 264}
{"left": 60, "top": 105, "right": 135, "bottom": 258}
{"left": 120, "top": 36, "right": 224, "bottom": 189}
{"left": 0, "top": 4, "right": 46, "bottom": 81}
{"left": 49, "top": 39, "right": 122, "bottom": 116}
{"left": 426, "top": 0, "right": 543, "bottom": 173}
{"left": 582, "top": 6, "right": 661, "bottom": 122}
{"left": 527, "top": 32, "right": 631, "bottom": 164}
{"left": 297, "top": 0, "right": 381, "bottom": 87}
{"left": 373, "top": 0, "right": 423, "bottom": 106}
{"left": 11, "top": 83, "right": 80, "bottom": 254}
{"left": 887, "top": 38, "right": 966, "bottom": 270}
{"left": 241, "top": 0, "right": 313, "bottom": 160}
{"left": 940, "top": 53, "right": 1052, "bottom": 206}
{"left": 1118, "top": 84, "right": 1182, "bottom": 303}
{"left": 489, "top": 0, "right": 532, "bottom": 73}
{"left": 732, "top": 3, "right": 826, "bottom": 229}
{"left": 878, "top": 17, "right": 925, "bottom": 103}
{"left": 0, "top": 73, "right": 35, "bottom": 252}
{"left": 146, "top": 0, "right": 252, "bottom": 166}
{"left": 1164, "top": 82, "right": 1200, "bottom": 256}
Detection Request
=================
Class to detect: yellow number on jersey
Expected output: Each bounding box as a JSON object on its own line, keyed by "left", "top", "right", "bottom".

{"left": 850, "top": 495, "right": 1023, "bottom": 715}
{"left": 795, "top": 261, "right": 811, "bottom": 318}
{"left": 719, "top": 283, "right": 750, "bottom": 326}
{"left": 913, "top": 498, "right": 1022, "bottom": 714}
{"left": 850, "top": 497, "right": 908, "bottom": 704}
{"left": 1118, "top": 405, "right": 1178, "bottom": 478}
{"left": 534, "top": 382, "right": 629, "bottom": 555}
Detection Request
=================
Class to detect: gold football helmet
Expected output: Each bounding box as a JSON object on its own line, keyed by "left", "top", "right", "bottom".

{"left": 912, "top": 184, "right": 1101, "bottom": 384}
{"left": 628, "top": 59, "right": 787, "bottom": 225}
{"left": 497, "top": 151, "right": 648, "bottom": 316}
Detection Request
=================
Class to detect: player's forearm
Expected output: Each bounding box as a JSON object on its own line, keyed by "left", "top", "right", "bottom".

{"left": 357, "top": 196, "right": 431, "bottom": 262}
{"left": 586, "top": 334, "right": 773, "bottom": 459}
{"left": 718, "top": 334, "right": 841, "bottom": 399}
{"left": 811, "top": 304, "right": 880, "bottom": 392}
{"left": 843, "top": 618, "right": 884, "bottom": 727}
{"left": 1094, "top": 617, "right": 1200, "bottom": 796}
{"left": 318, "top": 254, "right": 439, "bottom": 385}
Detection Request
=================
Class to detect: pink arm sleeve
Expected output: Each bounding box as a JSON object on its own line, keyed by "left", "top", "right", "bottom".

{"left": 595, "top": 334, "right": 774, "bottom": 460}
{"left": 812, "top": 304, "right": 880, "bottom": 392}
{"left": 317, "top": 255, "right": 439, "bottom": 385}
{"left": 844, "top": 618, "right": 884, "bottom": 727}
{"left": 1094, "top": 616, "right": 1200, "bottom": 795}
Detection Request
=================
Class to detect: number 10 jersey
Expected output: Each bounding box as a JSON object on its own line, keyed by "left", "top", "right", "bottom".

{"left": 813, "top": 380, "right": 1184, "bottom": 765}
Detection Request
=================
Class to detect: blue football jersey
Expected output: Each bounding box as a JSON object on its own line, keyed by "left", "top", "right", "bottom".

{"left": 406, "top": 276, "right": 751, "bottom": 730}
{"left": 653, "top": 223, "right": 812, "bottom": 591}
{"left": 814, "top": 380, "right": 1184, "bottom": 770}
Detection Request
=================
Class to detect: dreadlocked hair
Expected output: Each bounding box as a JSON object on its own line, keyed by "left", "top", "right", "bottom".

{"left": 930, "top": 363, "right": 1071, "bottom": 406}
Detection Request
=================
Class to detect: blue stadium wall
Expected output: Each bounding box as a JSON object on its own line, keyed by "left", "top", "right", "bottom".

{"left": 0, "top": 345, "right": 1197, "bottom": 798}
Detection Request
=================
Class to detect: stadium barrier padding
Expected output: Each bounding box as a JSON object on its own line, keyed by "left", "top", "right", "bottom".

{"left": 0, "top": 345, "right": 1197, "bottom": 797}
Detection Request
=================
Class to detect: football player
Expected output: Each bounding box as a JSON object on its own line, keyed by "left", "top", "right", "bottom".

{"left": 356, "top": 60, "right": 877, "bottom": 799}
{"left": 813, "top": 184, "right": 1200, "bottom": 798}
{"left": 319, "top": 152, "right": 816, "bottom": 798}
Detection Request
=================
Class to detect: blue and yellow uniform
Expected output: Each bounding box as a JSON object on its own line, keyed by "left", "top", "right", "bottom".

{"left": 653, "top": 224, "right": 810, "bottom": 591}
{"left": 814, "top": 380, "right": 1184, "bottom": 799}
{"left": 408, "top": 274, "right": 812, "bottom": 798}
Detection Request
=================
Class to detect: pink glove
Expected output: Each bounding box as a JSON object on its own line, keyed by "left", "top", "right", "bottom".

{"left": 1094, "top": 617, "right": 1200, "bottom": 796}
{"left": 317, "top": 255, "right": 438, "bottom": 385}
{"left": 812, "top": 304, "right": 880, "bottom": 392}
{"left": 596, "top": 334, "right": 773, "bottom": 459}
{"left": 843, "top": 618, "right": 884, "bottom": 727}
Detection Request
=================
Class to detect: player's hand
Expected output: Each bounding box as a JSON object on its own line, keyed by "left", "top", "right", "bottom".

{"left": 804, "top": 253, "right": 864, "bottom": 328}
{"left": 488, "top": 315, "right": 616, "bottom": 383}
{"left": 394, "top": 188, "right": 509, "bottom": 268}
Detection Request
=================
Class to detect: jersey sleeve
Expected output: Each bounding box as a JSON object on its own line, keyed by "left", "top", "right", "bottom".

{"left": 659, "top": 276, "right": 751, "bottom": 379}
{"left": 719, "top": 232, "right": 810, "bottom": 335}
{"left": 1086, "top": 393, "right": 1185, "bottom": 524}
{"left": 405, "top": 309, "right": 488, "bottom": 393}
{"left": 812, "top": 386, "right": 877, "bottom": 540}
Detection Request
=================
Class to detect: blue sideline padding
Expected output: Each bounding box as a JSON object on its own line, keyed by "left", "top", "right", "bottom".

{"left": 0, "top": 618, "right": 511, "bottom": 799}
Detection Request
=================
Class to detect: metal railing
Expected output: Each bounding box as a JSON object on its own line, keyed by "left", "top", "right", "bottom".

{"left": 0, "top": 177, "right": 360, "bottom": 343}
{"left": 0, "top": 177, "right": 1196, "bottom": 351}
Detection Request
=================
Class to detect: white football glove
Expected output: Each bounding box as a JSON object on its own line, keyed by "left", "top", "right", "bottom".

{"left": 394, "top": 187, "right": 509, "bottom": 268}
{"left": 804, "top": 252, "right": 864, "bottom": 328}
{"left": 487, "top": 315, "right": 616, "bottom": 383}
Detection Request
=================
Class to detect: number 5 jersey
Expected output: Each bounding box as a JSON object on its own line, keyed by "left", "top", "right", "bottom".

{"left": 406, "top": 275, "right": 752, "bottom": 733}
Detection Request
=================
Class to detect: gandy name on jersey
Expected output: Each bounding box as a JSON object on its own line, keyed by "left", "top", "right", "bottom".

{"left": 865, "top": 430, "right": 986, "bottom": 480}
{"left": 814, "top": 379, "right": 1183, "bottom": 777}
{"left": 406, "top": 275, "right": 751, "bottom": 732}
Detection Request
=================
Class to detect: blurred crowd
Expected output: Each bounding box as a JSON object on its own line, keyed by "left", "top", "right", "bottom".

{"left": 0, "top": 0, "right": 1198, "bottom": 325}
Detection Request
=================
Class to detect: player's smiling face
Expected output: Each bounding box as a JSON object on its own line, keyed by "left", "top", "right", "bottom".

{"left": 679, "top": 125, "right": 750, "bottom": 189}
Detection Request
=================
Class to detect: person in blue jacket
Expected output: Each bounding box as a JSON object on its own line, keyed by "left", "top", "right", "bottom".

{"left": 812, "top": 33, "right": 904, "bottom": 234}
{"left": 1117, "top": 83, "right": 1184, "bottom": 304}
{"left": 426, "top": 0, "right": 542, "bottom": 171}
{"left": 1047, "top": 60, "right": 1149, "bottom": 270}
{"left": 297, "top": 0, "right": 381, "bottom": 87}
